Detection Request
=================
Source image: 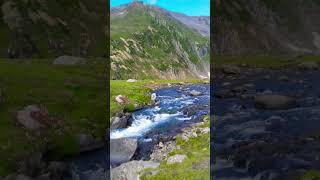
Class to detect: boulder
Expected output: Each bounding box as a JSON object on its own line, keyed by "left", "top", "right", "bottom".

{"left": 77, "top": 133, "right": 104, "bottom": 153}
{"left": 254, "top": 95, "right": 296, "bottom": 110}
{"left": 151, "top": 93, "right": 157, "bottom": 101}
{"left": 110, "top": 138, "right": 137, "bottom": 165}
{"left": 189, "top": 90, "right": 202, "bottom": 96}
{"left": 48, "top": 161, "right": 68, "bottom": 180}
{"left": 110, "top": 116, "right": 128, "bottom": 130}
{"left": 16, "top": 105, "right": 44, "bottom": 130}
{"left": 115, "top": 95, "right": 126, "bottom": 104}
{"left": 53, "top": 56, "right": 86, "bottom": 65}
{"left": 126, "top": 79, "right": 137, "bottom": 83}
{"left": 222, "top": 65, "right": 241, "bottom": 74}
{"left": 167, "top": 154, "right": 187, "bottom": 165}
{"left": 298, "top": 61, "right": 319, "bottom": 70}
{"left": 111, "top": 161, "right": 159, "bottom": 180}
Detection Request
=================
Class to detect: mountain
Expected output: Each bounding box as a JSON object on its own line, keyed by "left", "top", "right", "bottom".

{"left": 0, "top": 0, "right": 107, "bottom": 58}
{"left": 213, "top": 0, "right": 320, "bottom": 56}
{"left": 110, "top": 2, "right": 210, "bottom": 80}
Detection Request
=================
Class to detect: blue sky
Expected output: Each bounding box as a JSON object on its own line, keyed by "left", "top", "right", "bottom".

{"left": 110, "top": 0, "right": 210, "bottom": 16}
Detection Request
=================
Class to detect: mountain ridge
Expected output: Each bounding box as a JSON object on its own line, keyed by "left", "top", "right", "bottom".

{"left": 110, "top": 3, "right": 210, "bottom": 80}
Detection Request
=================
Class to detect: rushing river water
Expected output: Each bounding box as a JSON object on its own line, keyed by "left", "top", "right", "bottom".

{"left": 110, "top": 84, "right": 210, "bottom": 140}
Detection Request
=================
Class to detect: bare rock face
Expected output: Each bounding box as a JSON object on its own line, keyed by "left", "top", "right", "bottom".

{"left": 254, "top": 95, "right": 296, "bottom": 110}
{"left": 111, "top": 161, "right": 159, "bottom": 180}
{"left": 110, "top": 138, "right": 138, "bottom": 165}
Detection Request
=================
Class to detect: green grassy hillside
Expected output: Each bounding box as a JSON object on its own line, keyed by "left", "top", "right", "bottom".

{"left": 111, "top": 4, "right": 209, "bottom": 79}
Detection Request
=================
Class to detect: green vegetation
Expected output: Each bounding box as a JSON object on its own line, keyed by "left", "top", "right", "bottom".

{"left": 110, "top": 4, "right": 209, "bottom": 79}
{"left": 142, "top": 116, "right": 210, "bottom": 180}
{"left": 0, "top": 0, "right": 107, "bottom": 58}
{"left": 0, "top": 58, "right": 106, "bottom": 176}
{"left": 301, "top": 170, "right": 320, "bottom": 180}
{"left": 214, "top": 55, "right": 320, "bottom": 69}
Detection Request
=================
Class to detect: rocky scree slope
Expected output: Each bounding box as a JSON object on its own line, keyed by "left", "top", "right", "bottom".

{"left": 212, "top": 0, "right": 320, "bottom": 56}
{"left": 111, "top": 3, "right": 210, "bottom": 80}
{"left": 0, "top": 0, "right": 107, "bottom": 58}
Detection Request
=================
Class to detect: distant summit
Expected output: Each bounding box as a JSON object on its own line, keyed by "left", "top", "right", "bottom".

{"left": 131, "top": 0, "right": 144, "bottom": 6}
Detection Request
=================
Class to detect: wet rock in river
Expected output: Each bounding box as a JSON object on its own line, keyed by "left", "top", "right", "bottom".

{"left": 189, "top": 90, "right": 202, "bottom": 96}
{"left": 151, "top": 93, "right": 157, "bottom": 101}
{"left": 110, "top": 138, "right": 138, "bottom": 165}
{"left": 110, "top": 113, "right": 131, "bottom": 130}
{"left": 214, "top": 89, "right": 234, "bottom": 98}
{"left": 254, "top": 95, "right": 296, "bottom": 110}
{"left": 111, "top": 160, "right": 159, "bottom": 180}
{"left": 265, "top": 116, "right": 287, "bottom": 131}
{"left": 222, "top": 65, "right": 241, "bottom": 74}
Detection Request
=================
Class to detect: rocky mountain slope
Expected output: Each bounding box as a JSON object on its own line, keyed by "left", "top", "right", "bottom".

{"left": 0, "top": 0, "right": 107, "bottom": 58}
{"left": 213, "top": 0, "right": 320, "bottom": 56}
{"left": 111, "top": 3, "right": 210, "bottom": 80}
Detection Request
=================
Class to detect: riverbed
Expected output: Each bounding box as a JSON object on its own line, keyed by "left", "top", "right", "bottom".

{"left": 110, "top": 84, "right": 210, "bottom": 165}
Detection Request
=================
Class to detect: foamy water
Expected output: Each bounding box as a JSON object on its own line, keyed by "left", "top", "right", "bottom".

{"left": 110, "top": 84, "right": 209, "bottom": 139}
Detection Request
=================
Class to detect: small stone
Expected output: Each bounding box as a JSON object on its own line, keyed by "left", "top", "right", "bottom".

{"left": 158, "top": 142, "right": 164, "bottom": 148}
{"left": 167, "top": 154, "right": 187, "bottom": 165}
{"left": 115, "top": 95, "right": 126, "bottom": 104}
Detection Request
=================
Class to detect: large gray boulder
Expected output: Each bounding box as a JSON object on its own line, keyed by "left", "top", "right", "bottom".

{"left": 53, "top": 56, "right": 86, "bottom": 65}
{"left": 110, "top": 114, "right": 130, "bottom": 130}
{"left": 110, "top": 138, "right": 138, "bottom": 165}
{"left": 111, "top": 161, "right": 159, "bottom": 180}
{"left": 254, "top": 95, "right": 296, "bottom": 109}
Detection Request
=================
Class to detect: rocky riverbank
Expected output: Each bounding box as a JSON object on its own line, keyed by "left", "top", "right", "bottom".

{"left": 110, "top": 82, "right": 210, "bottom": 179}
{"left": 111, "top": 116, "right": 210, "bottom": 180}
{"left": 212, "top": 62, "right": 320, "bottom": 180}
